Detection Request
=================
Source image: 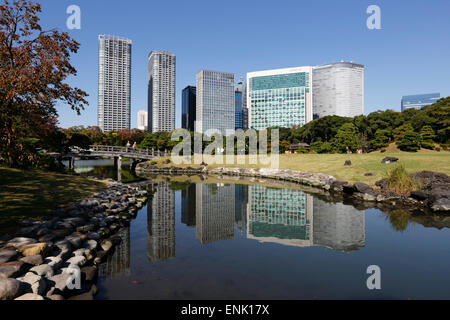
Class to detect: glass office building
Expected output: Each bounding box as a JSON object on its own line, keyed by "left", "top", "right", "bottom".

{"left": 182, "top": 86, "right": 196, "bottom": 132}
{"left": 401, "top": 93, "right": 440, "bottom": 111}
{"left": 235, "top": 90, "right": 243, "bottom": 129}
{"left": 196, "top": 70, "right": 235, "bottom": 134}
{"left": 247, "top": 67, "right": 313, "bottom": 130}
{"left": 97, "top": 35, "right": 132, "bottom": 132}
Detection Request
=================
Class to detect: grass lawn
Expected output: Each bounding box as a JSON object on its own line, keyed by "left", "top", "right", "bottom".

{"left": 0, "top": 167, "right": 107, "bottom": 233}
{"left": 148, "top": 150, "right": 450, "bottom": 186}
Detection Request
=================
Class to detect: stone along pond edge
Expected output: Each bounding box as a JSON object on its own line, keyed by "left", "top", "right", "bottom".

{"left": 135, "top": 164, "right": 450, "bottom": 213}
{"left": 0, "top": 179, "right": 150, "bottom": 300}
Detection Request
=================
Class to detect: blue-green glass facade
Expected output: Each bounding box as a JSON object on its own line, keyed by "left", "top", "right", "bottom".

{"left": 249, "top": 72, "right": 311, "bottom": 130}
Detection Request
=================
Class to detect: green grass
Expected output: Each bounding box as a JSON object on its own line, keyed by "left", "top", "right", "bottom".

{"left": 0, "top": 167, "right": 107, "bottom": 233}
{"left": 148, "top": 151, "right": 450, "bottom": 186}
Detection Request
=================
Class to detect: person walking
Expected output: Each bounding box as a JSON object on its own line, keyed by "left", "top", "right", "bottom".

{"left": 126, "top": 141, "right": 131, "bottom": 152}
{"left": 132, "top": 142, "right": 137, "bottom": 150}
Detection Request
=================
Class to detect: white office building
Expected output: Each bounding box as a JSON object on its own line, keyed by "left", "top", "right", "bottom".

{"left": 196, "top": 70, "right": 235, "bottom": 134}
{"left": 137, "top": 110, "right": 148, "bottom": 131}
{"left": 148, "top": 51, "right": 176, "bottom": 133}
{"left": 97, "top": 35, "right": 132, "bottom": 132}
{"left": 312, "top": 62, "right": 364, "bottom": 118}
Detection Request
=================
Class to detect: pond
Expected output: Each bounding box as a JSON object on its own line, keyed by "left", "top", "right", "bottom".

{"left": 93, "top": 179, "right": 450, "bottom": 300}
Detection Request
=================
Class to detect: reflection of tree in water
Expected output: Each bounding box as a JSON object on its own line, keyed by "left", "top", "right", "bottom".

{"left": 78, "top": 164, "right": 143, "bottom": 183}
{"left": 99, "top": 228, "right": 131, "bottom": 277}
{"left": 386, "top": 210, "right": 412, "bottom": 232}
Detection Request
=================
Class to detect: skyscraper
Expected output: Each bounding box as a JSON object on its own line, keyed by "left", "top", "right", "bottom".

{"left": 148, "top": 51, "right": 176, "bottom": 133}
{"left": 196, "top": 70, "right": 235, "bottom": 134}
{"left": 235, "top": 78, "right": 248, "bottom": 130}
{"left": 247, "top": 67, "right": 313, "bottom": 130}
{"left": 312, "top": 61, "right": 364, "bottom": 119}
{"left": 97, "top": 35, "right": 132, "bottom": 132}
{"left": 401, "top": 93, "right": 440, "bottom": 111}
{"left": 137, "top": 110, "right": 148, "bottom": 131}
{"left": 235, "top": 90, "right": 243, "bottom": 129}
{"left": 182, "top": 86, "right": 196, "bottom": 132}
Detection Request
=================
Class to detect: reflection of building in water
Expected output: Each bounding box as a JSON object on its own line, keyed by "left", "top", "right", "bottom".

{"left": 99, "top": 228, "right": 130, "bottom": 277}
{"left": 247, "top": 186, "right": 313, "bottom": 247}
{"left": 246, "top": 185, "right": 366, "bottom": 251}
{"left": 147, "top": 182, "right": 175, "bottom": 262}
{"left": 196, "top": 184, "right": 235, "bottom": 244}
{"left": 234, "top": 185, "right": 248, "bottom": 234}
{"left": 312, "top": 199, "right": 365, "bottom": 251}
{"left": 181, "top": 184, "right": 196, "bottom": 227}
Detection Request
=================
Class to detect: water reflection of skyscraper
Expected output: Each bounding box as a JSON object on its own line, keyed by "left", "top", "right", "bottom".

{"left": 195, "top": 184, "right": 235, "bottom": 244}
{"left": 181, "top": 184, "right": 196, "bottom": 227}
{"left": 147, "top": 182, "right": 175, "bottom": 262}
{"left": 246, "top": 185, "right": 366, "bottom": 251}
{"left": 99, "top": 228, "right": 130, "bottom": 277}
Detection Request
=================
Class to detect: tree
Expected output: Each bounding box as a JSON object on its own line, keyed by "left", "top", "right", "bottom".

{"left": 0, "top": 0, "right": 88, "bottom": 167}
{"left": 331, "top": 123, "right": 359, "bottom": 153}
{"left": 420, "top": 125, "right": 436, "bottom": 150}
{"left": 370, "top": 129, "right": 390, "bottom": 150}
{"left": 397, "top": 131, "right": 422, "bottom": 152}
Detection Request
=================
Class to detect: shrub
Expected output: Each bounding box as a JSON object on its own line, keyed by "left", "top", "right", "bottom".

{"left": 385, "top": 165, "right": 420, "bottom": 196}
{"left": 380, "top": 149, "right": 386, "bottom": 153}
{"left": 150, "top": 161, "right": 158, "bottom": 166}
{"left": 435, "top": 147, "right": 441, "bottom": 152}
{"left": 397, "top": 131, "right": 422, "bottom": 152}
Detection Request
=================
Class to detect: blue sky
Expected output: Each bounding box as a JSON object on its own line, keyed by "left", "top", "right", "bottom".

{"left": 39, "top": 0, "right": 450, "bottom": 129}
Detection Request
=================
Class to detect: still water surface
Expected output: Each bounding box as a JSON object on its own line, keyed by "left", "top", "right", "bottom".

{"left": 74, "top": 160, "right": 450, "bottom": 299}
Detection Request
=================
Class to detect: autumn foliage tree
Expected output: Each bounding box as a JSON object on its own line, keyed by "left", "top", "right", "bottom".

{"left": 0, "top": 0, "right": 87, "bottom": 167}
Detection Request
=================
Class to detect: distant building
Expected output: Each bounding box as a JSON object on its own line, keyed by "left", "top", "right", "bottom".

{"left": 97, "top": 35, "right": 132, "bottom": 132}
{"left": 401, "top": 93, "right": 440, "bottom": 111}
{"left": 181, "top": 184, "right": 196, "bottom": 227}
{"left": 196, "top": 70, "right": 235, "bottom": 134}
{"left": 182, "top": 86, "right": 196, "bottom": 132}
{"left": 247, "top": 67, "right": 313, "bottom": 130}
{"left": 235, "top": 78, "right": 248, "bottom": 130}
{"left": 235, "top": 90, "right": 243, "bottom": 129}
{"left": 312, "top": 61, "right": 364, "bottom": 119}
{"left": 148, "top": 51, "right": 176, "bottom": 133}
{"left": 137, "top": 110, "right": 148, "bottom": 131}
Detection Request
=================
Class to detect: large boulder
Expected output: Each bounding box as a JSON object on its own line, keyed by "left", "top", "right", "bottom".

{"left": 354, "top": 182, "right": 375, "bottom": 194}
{"left": 0, "top": 261, "right": 25, "bottom": 279}
{"left": 29, "top": 264, "right": 54, "bottom": 278}
{"left": 0, "top": 278, "right": 22, "bottom": 300}
{"left": 381, "top": 157, "right": 399, "bottom": 164}
{"left": 6, "top": 237, "right": 36, "bottom": 249}
{"left": 20, "top": 255, "right": 44, "bottom": 266}
{"left": 18, "top": 243, "right": 49, "bottom": 257}
{"left": 0, "top": 248, "right": 17, "bottom": 264}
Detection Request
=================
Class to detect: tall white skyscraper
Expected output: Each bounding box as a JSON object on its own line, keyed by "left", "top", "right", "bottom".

{"left": 312, "top": 62, "right": 364, "bottom": 118}
{"left": 97, "top": 35, "right": 132, "bottom": 132}
{"left": 148, "top": 51, "right": 176, "bottom": 133}
{"left": 196, "top": 70, "right": 235, "bottom": 134}
{"left": 137, "top": 110, "right": 148, "bottom": 131}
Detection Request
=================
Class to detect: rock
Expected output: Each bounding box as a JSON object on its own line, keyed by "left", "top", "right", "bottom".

{"left": 68, "top": 291, "right": 93, "bottom": 300}
{"left": 0, "top": 248, "right": 18, "bottom": 264}
{"left": 344, "top": 160, "right": 352, "bottom": 166}
{"left": 43, "top": 256, "right": 63, "bottom": 269}
{"left": 38, "top": 233, "right": 56, "bottom": 243}
{"left": 47, "top": 294, "right": 64, "bottom": 300}
{"left": 0, "top": 278, "right": 22, "bottom": 300}
{"left": 72, "top": 249, "right": 88, "bottom": 257}
{"left": 100, "top": 239, "right": 113, "bottom": 252}
{"left": 342, "top": 184, "right": 356, "bottom": 195}
{"left": 65, "top": 235, "right": 82, "bottom": 249}
{"left": 410, "top": 191, "right": 429, "bottom": 201}
{"left": 94, "top": 251, "right": 108, "bottom": 264}
{"left": 18, "top": 243, "right": 49, "bottom": 257}
{"left": 354, "top": 182, "right": 374, "bottom": 194}
{"left": 6, "top": 237, "right": 37, "bottom": 249}
{"left": 330, "top": 180, "right": 348, "bottom": 192}
{"left": 47, "top": 273, "right": 71, "bottom": 296}
{"left": 20, "top": 255, "right": 44, "bottom": 266}
{"left": 83, "top": 240, "right": 98, "bottom": 251}
{"left": 65, "top": 256, "right": 86, "bottom": 268}
{"left": 52, "top": 229, "right": 73, "bottom": 239}
{"left": 0, "top": 261, "right": 25, "bottom": 279}
{"left": 64, "top": 217, "right": 86, "bottom": 227}
{"left": 15, "top": 293, "right": 44, "bottom": 300}
{"left": 381, "top": 157, "right": 399, "bottom": 164}
{"left": 364, "top": 173, "right": 373, "bottom": 177}
{"left": 19, "top": 272, "right": 47, "bottom": 296}
{"left": 431, "top": 198, "right": 450, "bottom": 212}
{"left": 29, "top": 264, "right": 54, "bottom": 278}
{"left": 81, "top": 266, "right": 98, "bottom": 283}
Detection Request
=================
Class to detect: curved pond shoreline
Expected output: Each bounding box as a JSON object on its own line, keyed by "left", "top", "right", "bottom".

{"left": 0, "top": 179, "right": 149, "bottom": 300}
{"left": 135, "top": 164, "right": 450, "bottom": 214}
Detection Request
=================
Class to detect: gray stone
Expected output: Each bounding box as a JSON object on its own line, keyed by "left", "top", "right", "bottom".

{"left": 65, "top": 256, "right": 86, "bottom": 268}
{"left": 83, "top": 240, "right": 98, "bottom": 251}
{"left": 19, "top": 272, "right": 47, "bottom": 296}
{"left": 20, "top": 255, "right": 43, "bottom": 266}
{"left": 65, "top": 235, "right": 82, "bottom": 249}
{"left": 0, "top": 261, "right": 25, "bottom": 279}
{"left": 6, "top": 237, "right": 37, "bottom": 249}
{"left": 0, "top": 248, "right": 17, "bottom": 264}
{"left": 354, "top": 182, "right": 375, "bottom": 194}
{"left": 100, "top": 239, "right": 113, "bottom": 252}
{"left": 30, "top": 264, "right": 54, "bottom": 278}
{"left": 15, "top": 293, "right": 44, "bottom": 300}
{"left": 382, "top": 157, "right": 399, "bottom": 164}
{"left": 431, "top": 198, "right": 450, "bottom": 212}
{"left": 43, "top": 256, "right": 63, "bottom": 269}
{"left": 0, "top": 278, "right": 22, "bottom": 300}
{"left": 47, "top": 294, "right": 64, "bottom": 300}
{"left": 81, "top": 266, "right": 98, "bottom": 282}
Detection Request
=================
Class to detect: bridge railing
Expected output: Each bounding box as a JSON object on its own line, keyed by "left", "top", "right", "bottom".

{"left": 90, "top": 145, "right": 169, "bottom": 158}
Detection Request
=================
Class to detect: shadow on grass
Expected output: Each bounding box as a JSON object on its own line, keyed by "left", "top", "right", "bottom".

{"left": 0, "top": 167, "right": 106, "bottom": 234}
